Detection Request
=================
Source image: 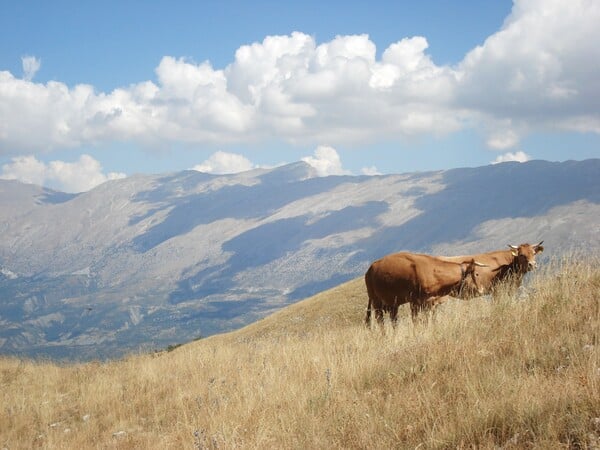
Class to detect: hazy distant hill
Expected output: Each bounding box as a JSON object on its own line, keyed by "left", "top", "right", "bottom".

{"left": 1, "top": 159, "right": 598, "bottom": 360}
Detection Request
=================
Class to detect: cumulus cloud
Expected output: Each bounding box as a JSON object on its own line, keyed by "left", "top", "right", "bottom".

{"left": 193, "top": 146, "right": 354, "bottom": 177}
{"left": 0, "top": 33, "right": 455, "bottom": 154}
{"left": 302, "top": 146, "right": 351, "bottom": 176}
{"left": 192, "top": 151, "right": 255, "bottom": 174}
{"left": 21, "top": 56, "right": 41, "bottom": 81}
{"left": 361, "top": 166, "right": 381, "bottom": 176}
{"left": 486, "top": 128, "right": 520, "bottom": 150}
{"left": 0, "top": 154, "right": 126, "bottom": 192}
{"left": 0, "top": 155, "right": 47, "bottom": 185}
{"left": 0, "top": 1, "right": 598, "bottom": 156}
{"left": 457, "top": 0, "right": 600, "bottom": 142}
{"left": 491, "top": 151, "right": 531, "bottom": 164}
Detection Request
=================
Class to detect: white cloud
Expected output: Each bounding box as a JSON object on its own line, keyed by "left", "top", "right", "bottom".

{"left": 0, "top": 33, "right": 455, "bottom": 154}
{"left": 0, "top": 155, "right": 47, "bottom": 185}
{"left": 21, "top": 56, "right": 41, "bottom": 81}
{"left": 0, "top": 154, "right": 126, "bottom": 192}
{"left": 302, "top": 146, "right": 351, "bottom": 176}
{"left": 486, "top": 128, "right": 520, "bottom": 150}
{"left": 457, "top": 0, "right": 600, "bottom": 141}
{"left": 361, "top": 166, "right": 381, "bottom": 176}
{"left": 0, "top": 1, "right": 598, "bottom": 156}
{"left": 192, "top": 151, "right": 255, "bottom": 174}
{"left": 491, "top": 151, "right": 531, "bottom": 164}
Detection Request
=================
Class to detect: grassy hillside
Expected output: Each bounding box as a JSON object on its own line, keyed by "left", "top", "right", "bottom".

{"left": 1, "top": 256, "right": 599, "bottom": 449}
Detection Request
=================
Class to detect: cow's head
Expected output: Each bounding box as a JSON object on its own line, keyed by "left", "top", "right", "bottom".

{"left": 460, "top": 259, "right": 487, "bottom": 296}
{"left": 508, "top": 241, "right": 544, "bottom": 272}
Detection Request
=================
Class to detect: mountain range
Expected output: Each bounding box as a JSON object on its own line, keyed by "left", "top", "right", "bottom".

{"left": 1, "top": 158, "right": 598, "bottom": 360}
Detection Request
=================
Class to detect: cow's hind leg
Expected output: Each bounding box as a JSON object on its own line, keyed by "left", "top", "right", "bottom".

{"left": 365, "top": 296, "right": 372, "bottom": 327}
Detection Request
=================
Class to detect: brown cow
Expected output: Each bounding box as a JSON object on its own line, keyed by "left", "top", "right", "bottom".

{"left": 364, "top": 252, "right": 487, "bottom": 327}
{"left": 436, "top": 241, "right": 544, "bottom": 297}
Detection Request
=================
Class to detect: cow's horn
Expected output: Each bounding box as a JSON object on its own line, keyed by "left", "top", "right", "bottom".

{"left": 473, "top": 261, "right": 488, "bottom": 267}
{"left": 508, "top": 244, "right": 519, "bottom": 250}
{"left": 536, "top": 240, "right": 544, "bottom": 246}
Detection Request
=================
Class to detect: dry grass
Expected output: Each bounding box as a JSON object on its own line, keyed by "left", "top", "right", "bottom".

{"left": 1, "top": 256, "right": 599, "bottom": 449}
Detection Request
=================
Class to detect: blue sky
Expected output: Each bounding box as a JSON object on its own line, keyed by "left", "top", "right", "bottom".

{"left": 1, "top": 0, "right": 599, "bottom": 192}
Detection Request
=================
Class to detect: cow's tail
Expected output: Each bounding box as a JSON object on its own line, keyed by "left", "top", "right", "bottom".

{"left": 364, "top": 266, "right": 374, "bottom": 327}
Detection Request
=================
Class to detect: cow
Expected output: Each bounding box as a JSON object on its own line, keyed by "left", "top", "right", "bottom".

{"left": 364, "top": 252, "right": 487, "bottom": 327}
{"left": 436, "top": 241, "right": 545, "bottom": 298}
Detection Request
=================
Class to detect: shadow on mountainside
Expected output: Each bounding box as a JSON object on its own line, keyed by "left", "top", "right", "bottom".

{"left": 130, "top": 165, "right": 354, "bottom": 252}
{"left": 37, "top": 190, "right": 78, "bottom": 205}
{"left": 170, "top": 159, "right": 600, "bottom": 305}
{"left": 350, "top": 159, "right": 600, "bottom": 261}
{"left": 168, "top": 201, "right": 389, "bottom": 303}
{"left": 286, "top": 160, "right": 600, "bottom": 300}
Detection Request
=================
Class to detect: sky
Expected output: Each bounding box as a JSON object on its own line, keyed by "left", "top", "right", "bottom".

{"left": 1, "top": 0, "right": 599, "bottom": 192}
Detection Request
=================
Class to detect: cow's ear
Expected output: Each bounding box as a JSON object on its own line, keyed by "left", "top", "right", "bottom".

{"left": 535, "top": 245, "right": 544, "bottom": 254}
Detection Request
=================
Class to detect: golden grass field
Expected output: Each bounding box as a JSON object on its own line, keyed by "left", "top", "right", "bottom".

{"left": 1, "top": 256, "right": 599, "bottom": 449}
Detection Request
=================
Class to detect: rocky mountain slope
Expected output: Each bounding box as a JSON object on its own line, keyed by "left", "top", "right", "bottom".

{"left": 1, "top": 159, "right": 598, "bottom": 360}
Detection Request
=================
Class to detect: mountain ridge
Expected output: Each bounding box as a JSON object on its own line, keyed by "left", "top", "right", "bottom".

{"left": 1, "top": 159, "right": 598, "bottom": 360}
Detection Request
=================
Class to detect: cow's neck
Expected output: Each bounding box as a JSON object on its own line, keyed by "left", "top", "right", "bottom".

{"left": 495, "top": 254, "right": 524, "bottom": 282}
{"left": 457, "top": 264, "right": 468, "bottom": 294}
{"left": 446, "top": 264, "right": 469, "bottom": 297}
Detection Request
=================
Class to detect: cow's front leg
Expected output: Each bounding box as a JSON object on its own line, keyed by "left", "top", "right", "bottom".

{"left": 410, "top": 301, "right": 423, "bottom": 323}
{"left": 375, "top": 308, "right": 384, "bottom": 328}
{"left": 389, "top": 305, "right": 399, "bottom": 328}
{"left": 423, "top": 296, "right": 441, "bottom": 322}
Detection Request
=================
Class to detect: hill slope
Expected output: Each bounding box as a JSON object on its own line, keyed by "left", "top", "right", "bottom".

{"left": 1, "top": 159, "right": 599, "bottom": 359}
{"left": 0, "top": 257, "right": 598, "bottom": 448}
